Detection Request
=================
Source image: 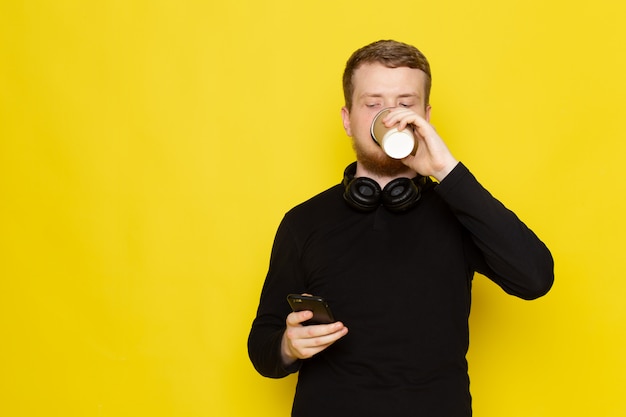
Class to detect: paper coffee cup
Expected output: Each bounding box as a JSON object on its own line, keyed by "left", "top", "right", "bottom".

{"left": 370, "top": 108, "right": 416, "bottom": 159}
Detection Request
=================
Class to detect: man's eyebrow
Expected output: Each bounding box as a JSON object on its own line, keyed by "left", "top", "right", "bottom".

{"left": 359, "top": 93, "right": 383, "bottom": 98}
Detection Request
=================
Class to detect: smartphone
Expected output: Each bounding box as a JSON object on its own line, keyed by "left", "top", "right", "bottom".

{"left": 287, "top": 294, "right": 335, "bottom": 325}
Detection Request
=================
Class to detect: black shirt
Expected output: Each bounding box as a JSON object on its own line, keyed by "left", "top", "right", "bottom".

{"left": 248, "top": 162, "right": 554, "bottom": 417}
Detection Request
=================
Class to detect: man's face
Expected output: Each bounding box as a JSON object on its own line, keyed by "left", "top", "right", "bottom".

{"left": 341, "top": 62, "right": 431, "bottom": 177}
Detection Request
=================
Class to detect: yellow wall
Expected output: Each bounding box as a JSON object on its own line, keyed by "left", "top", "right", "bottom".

{"left": 1, "top": 1, "right": 625, "bottom": 416}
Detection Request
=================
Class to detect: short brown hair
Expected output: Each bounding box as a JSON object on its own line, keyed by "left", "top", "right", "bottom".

{"left": 342, "top": 40, "right": 432, "bottom": 110}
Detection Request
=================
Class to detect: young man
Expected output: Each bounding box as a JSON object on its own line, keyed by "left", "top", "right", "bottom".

{"left": 248, "top": 39, "right": 554, "bottom": 417}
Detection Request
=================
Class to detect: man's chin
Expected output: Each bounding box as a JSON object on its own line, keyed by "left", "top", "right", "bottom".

{"left": 355, "top": 148, "right": 408, "bottom": 178}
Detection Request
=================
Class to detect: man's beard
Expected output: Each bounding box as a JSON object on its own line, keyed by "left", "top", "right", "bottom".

{"left": 352, "top": 139, "right": 408, "bottom": 177}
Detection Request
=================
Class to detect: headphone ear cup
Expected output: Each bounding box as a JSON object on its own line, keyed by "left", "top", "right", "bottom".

{"left": 381, "top": 178, "right": 421, "bottom": 212}
{"left": 344, "top": 176, "right": 382, "bottom": 212}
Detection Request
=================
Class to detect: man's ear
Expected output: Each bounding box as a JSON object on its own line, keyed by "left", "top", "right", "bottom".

{"left": 425, "top": 105, "right": 432, "bottom": 122}
{"left": 341, "top": 106, "right": 352, "bottom": 137}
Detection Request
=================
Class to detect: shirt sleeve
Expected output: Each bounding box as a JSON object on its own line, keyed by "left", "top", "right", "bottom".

{"left": 435, "top": 162, "right": 554, "bottom": 299}
{"left": 247, "top": 218, "right": 305, "bottom": 378}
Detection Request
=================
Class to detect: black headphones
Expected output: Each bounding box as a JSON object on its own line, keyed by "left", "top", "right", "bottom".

{"left": 342, "top": 162, "right": 434, "bottom": 212}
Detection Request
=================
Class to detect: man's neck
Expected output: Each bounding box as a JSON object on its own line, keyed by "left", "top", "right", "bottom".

{"left": 355, "top": 162, "right": 418, "bottom": 189}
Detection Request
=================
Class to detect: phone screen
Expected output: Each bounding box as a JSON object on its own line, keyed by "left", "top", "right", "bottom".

{"left": 287, "top": 294, "right": 335, "bottom": 325}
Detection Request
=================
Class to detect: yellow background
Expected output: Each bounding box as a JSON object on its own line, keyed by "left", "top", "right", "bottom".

{"left": 1, "top": 1, "right": 625, "bottom": 416}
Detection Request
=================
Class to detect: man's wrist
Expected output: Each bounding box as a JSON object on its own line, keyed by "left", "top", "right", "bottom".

{"left": 280, "top": 330, "right": 297, "bottom": 367}
{"left": 433, "top": 159, "right": 459, "bottom": 182}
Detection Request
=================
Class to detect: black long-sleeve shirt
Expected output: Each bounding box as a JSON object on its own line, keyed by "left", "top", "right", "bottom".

{"left": 248, "top": 162, "right": 554, "bottom": 417}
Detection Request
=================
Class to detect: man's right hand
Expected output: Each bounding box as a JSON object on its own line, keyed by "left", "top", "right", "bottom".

{"left": 280, "top": 310, "right": 348, "bottom": 367}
